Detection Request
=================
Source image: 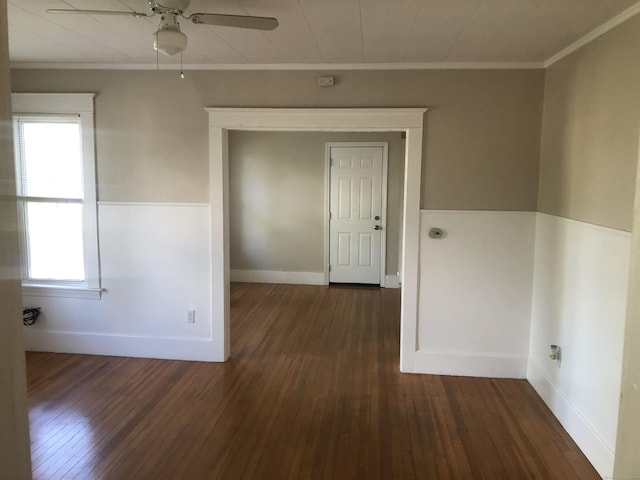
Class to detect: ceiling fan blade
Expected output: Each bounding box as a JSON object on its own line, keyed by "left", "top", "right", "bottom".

{"left": 46, "top": 9, "right": 152, "bottom": 18}
{"left": 188, "top": 13, "right": 278, "bottom": 31}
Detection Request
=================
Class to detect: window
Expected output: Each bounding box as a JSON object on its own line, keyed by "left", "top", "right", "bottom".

{"left": 12, "top": 93, "right": 101, "bottom": 299}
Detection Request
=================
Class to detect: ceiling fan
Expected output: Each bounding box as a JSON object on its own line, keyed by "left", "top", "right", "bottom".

{"left": 46, "top": 0, "right": 279, "bottom": 56}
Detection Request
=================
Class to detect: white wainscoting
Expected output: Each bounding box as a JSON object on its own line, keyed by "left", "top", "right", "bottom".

{"left": 416, "top": 210, "right": 536, "bottom": 378}
{"left": 528, "top": 213, "right": 631, "bottom": 479}
{"left": 22, "top": 202, "right": 217, "bottom": 361}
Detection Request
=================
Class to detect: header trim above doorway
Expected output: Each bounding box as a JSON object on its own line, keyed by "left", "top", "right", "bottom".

{"left": 206, "top": 108, "right": 426, "bottom": 131}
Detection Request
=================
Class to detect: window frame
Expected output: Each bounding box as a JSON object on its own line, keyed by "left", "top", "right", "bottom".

{"left": 12, "top": 93, "right": 101, "bottom": 299}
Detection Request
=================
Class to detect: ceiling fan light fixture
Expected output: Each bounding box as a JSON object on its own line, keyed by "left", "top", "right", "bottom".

{"left": 152, "top": 27, "right": 188, "bottom": 56}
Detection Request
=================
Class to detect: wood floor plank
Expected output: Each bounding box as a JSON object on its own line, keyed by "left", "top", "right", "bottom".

{"left": 26, "top": 283, "right": 600, "bottom": 479}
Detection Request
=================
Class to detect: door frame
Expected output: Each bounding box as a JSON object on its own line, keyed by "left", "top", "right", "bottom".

{"left": 324, "top": 141, "right": 389, "bottom": 286}
{"left": 206, "top": 107, "right": 426, "bottom": 373}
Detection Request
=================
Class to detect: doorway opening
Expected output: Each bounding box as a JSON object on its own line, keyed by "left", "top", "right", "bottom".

{"left": 207, "top": 108, "right": 426, "bottom": 372}
{"left": 226, "top": 133, "right": 400, "bottom": 288}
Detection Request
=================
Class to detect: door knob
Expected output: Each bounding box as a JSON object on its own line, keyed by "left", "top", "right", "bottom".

{"left": 374, "top": 225, "right": 381, "bottom": 230}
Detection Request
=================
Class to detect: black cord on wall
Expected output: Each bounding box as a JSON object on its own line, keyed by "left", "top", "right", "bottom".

{"left": 23, "top": 307, "right": 41, "bottom": 326}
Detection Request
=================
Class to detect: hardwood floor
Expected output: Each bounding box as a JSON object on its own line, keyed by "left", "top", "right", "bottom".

{"left": 26, "top": 283, "right": 600, "bottom": 479}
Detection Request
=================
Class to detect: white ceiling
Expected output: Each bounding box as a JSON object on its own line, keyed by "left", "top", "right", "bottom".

{"left": 7, "top": 0, "right": 640, "bottom": 68}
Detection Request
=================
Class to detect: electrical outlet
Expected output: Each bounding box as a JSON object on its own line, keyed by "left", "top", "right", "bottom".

{"left": 187, "top": 310, "right": 196, "bottom": 324}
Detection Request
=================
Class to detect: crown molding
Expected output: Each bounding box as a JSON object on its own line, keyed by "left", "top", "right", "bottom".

{"left": 9, "top": 61, "right": 544, "bottom": 71}
{"left": 544, "top": 0, "right": 640, "bottom": 68}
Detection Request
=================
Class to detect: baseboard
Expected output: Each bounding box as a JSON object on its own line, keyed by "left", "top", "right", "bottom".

{"left": 414, "top": 350, "right": 528, "bottom": 378}
{"left": 23, "top": 329, "right": 223, "bottom": 362}
{"left": 230, "top": 269, "right": 325, "bottom": 285}
{"left": 383, "top": 275, "right": 400, "bottom": 288}
{"left": 527, "top": 359, "right": 613, "bottom": 479}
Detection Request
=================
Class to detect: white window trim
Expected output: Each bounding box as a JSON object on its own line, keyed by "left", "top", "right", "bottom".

{"left": 12, "top": 93, "right": 102, "bottom": 300}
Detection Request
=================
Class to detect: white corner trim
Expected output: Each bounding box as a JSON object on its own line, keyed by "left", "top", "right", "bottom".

{"left": 414, "top": 350, "right": 528, "bottom": 378}
{"left": 9, "top": 62, "right": 545, "bottom": 71}
{"left": 544, "top": 1, "right": 640, "bottom": 67}
{"left": 22, "top": 329, "right": 222, "bottom": 362}
{"left": 527, "top": 359, "right": 614, "bottom": 479}
{"left": 230, "top": 269, "right": 325, "bottom": 286}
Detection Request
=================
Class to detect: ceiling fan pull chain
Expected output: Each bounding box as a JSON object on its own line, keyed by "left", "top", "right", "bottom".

{"left": 180, "top": 51, "right": 184, "bottom": 79}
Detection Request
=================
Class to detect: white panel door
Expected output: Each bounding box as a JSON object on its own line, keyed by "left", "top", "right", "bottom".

{"left": 329, "top": 146, "right": 383, "bottom": 284}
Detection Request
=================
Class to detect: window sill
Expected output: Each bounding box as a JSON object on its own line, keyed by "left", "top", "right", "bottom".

{"left": 22, "top": 284, "right": 103, "bottom": 300}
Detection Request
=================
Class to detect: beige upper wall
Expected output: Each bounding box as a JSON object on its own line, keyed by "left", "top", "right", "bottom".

{"left": 10, "top": 69, "right": 544, "bottom": 211}
{"left": 0, "top": 0, "right": 32, "bottom": 476}
{"left": 229, "top": 131, "right": 404, "bottom": 275}
{"left": 539, "top": 14, "right": 640, "bottom": 231}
